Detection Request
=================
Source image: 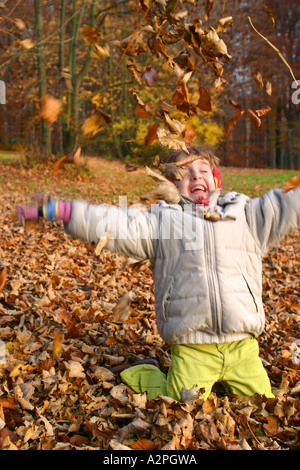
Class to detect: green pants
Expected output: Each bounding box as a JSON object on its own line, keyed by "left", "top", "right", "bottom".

{"left": 121, "top": 337, "right": 274, "bottom": 401}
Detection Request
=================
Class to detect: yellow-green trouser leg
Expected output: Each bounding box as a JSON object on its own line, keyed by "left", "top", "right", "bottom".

{"left": 120, "top": 364, "right": 167, "bottom": 400}
{"left": 120, "top": 337, "right": 274, "bottom": 401}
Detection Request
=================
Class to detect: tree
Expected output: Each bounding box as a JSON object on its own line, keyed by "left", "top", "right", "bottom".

{"left": 34, "top": 0, "right": 52, "bottom": 158}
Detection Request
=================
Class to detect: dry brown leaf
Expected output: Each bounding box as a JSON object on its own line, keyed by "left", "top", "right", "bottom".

{"left": 92, "top": 44, "right": 110, "bottom": 60}
{"left": 163, "top": 112, "right": 185, "bottom": 135}
{"left": 156, "top": 128, "right": 189, "bottom": 154}
{"left": 204, "top": 0, "right": 214, "bottom": 21}
{"left": 65, "top": 360, "right": 86, "bottom": 379}
{"left": 82, "top": 114, "right": 107, "bottom": 138}
{"left": 126, "top": 58, "right": 143, "bottom": 86}
{"left": 19, "top": 38, "right": 34, "bottom": 49}
{"left": 200, "top": 27, "right": 232, "bottom": 61}
{"left": 52, "top": 147, "right": 82, "bottom": 173}
{"left": 255, "top": 105, "right": 271, "bottom": 117}
{"left": 182, "top": 124, "right": 197, "bottom": 143}
{"left": 224, "top": 99, "right": 244, "bottom": 136}
{"left": 158, "top": 162, "right": 188, "bottom": 181}
{"left": 131, "top": 438, "right": 158, "bottom": 450}
{"left": 197, "top": 86, "right": 212, "bottom": 112}
{"left": 117, "top": 417, "right": 151, "bottom": 441}
{"left": 141, "top": 179, "right": 181, "bottom": 204}
{"left": 283, "top": 175, "right": 300, "bottom": 193}
{"left": 263, "top": 416, "right": 278, "bottom": 437}
{"left": 144, "top": 66, "right": 158, "bottom": 86}
{"left": 95, "top": 233, "right": 110, "bottom": 255}
{"left": 254, "top": 71, "right": 272, "bottom": 96}
{"left": 112, "top": 31, "right": 146, "bottom": 56}
{"left": 0, "top": 266, "right": 6, "bottom": 293}
{"left": 53, "top": 330, "right": 63, "bottom": 357}
{"left": 248, "top": 109, "right": 261, "bottom": 129}
{"left": 40, "top": 94, "right": 62, "bottom": 124}
{"left": 111, "top": 292, "right": 133, "bottom": 322}
{"left": 14, "top": 18, "right": 26, "bottom": 31}
{"left": 144, "top": 123, "right": 159, "bottom": 147}
{"left": 216, "top": 16, "right": 233, "bottom": 33}
{"left": 81, "top": 25, "right": 101, "bottom": 45}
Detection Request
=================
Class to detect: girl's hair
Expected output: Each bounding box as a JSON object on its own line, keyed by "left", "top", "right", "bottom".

{"left": 166, "top": 146, "right": 220, "bottom": 168}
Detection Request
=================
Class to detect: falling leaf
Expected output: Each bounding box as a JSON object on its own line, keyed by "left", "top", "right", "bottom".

{"left": 264, "top": 5, "right": 276, "bottom": 33}
{"left": 163, "top": 112, "right": 185, "bottom": 135}
{"left": 81, "top": 25, "right": 101, "bottom": 45}
{"left": 127, "top": 58, "right": 143, "bottom": 86}
{"left": 197, "top": 86, "right": 212, "bottom": 112}
{"left": 148, "top": 36, "right": 168, "bottom": 59}
{"left": 14, "top": 18, "right": 25, "bottom": 31}
{"left": 283, "top": 175, "right": 300, "bottom": 193}
{"left": 172, "top": 83, "right": 196, "bottom": 115}
{"left": 265, "top": 80, "right": 272, "bottom": 96}
{"left": 254, "top": 71, "right": 272, "bottom": 96}
{"left": 144, "top": 123, "right": 159, "bottom": 147}
{"left": 199, "top": 26, "right": 232, "bottom": 62}
{"left": 204, "top": 0, "right": 214, "bottom": 21}
{"left": 255, "top": 105, "right": 271, "bottom": 117}
{"left": 254, "top": 71, "right": 264, "bottom": 91}
{"left": 135, "top": 103, "right": 155, "bottom": 118}
{"left": 216, "top": 16, "right": 233, "bottom": 33}
{"left": 213, "top": 76, "right": 227, "bottom": 91}
{"left": 112, "top": 31, "right": 146, "bottom": 56}
{"left": 248, "top": 109, "right": 261, "bottom": 129}
{"left": 130, "top": 89, "right": 154, "bottom": 117}
{"left": 40, "top": 94, "right": 62, "bottom": 124}
{"left": 92, "top": 44, "right": 110, "bottom": 60}
{"left": 156, "top": 127, "right": 189, "bottom": 154}
{"left": 95, "top": 233, "right": 110, "bottom": 255}
{"left": 19, "top": 38, "right": 35, "bottom": 49}
{"left": 224, "top": 99, "right": 244, "bottom": 136}
{"left": 141, "top": 167, "right": 181, "bottom": 203}
{"left": 182, "top": 124, "right": 197, "bottom": 143}
{"left": 144, "top": 66, "right": 158, "bottom": 86}
{"left": 61, "top": 66, "right": 73, "bottom": 93}
{"left": 52, "top": 147, "right": 82, "bottom": 173}
{"left": 82, "top": 114, "right": 107, "bottom": 138}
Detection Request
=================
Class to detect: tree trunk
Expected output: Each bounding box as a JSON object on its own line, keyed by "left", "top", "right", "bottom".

{"left": 34, "top": 0, "right": 51, "bottom": 159}
{"left": 58, "top": 0, "right": 67, "bottom": 154}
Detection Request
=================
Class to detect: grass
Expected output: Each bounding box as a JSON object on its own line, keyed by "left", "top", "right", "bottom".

{"left": 221, "top": 170, "right": 299, "bottom": 197}
{"left": 0, "top": 150, "right": 20, "bottom": 162}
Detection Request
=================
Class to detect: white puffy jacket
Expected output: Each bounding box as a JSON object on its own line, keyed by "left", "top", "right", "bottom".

{"left": 65, "top": 186, "right": 300, "bottom": 345}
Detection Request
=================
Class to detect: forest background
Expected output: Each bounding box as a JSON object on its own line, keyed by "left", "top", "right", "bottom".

{"left": 0, "top": 0, "right": 299, "bottom": 169}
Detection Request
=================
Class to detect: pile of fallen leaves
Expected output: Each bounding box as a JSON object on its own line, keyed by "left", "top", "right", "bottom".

{"left": 0, "top": 162, "right": 299, "bottom": 451}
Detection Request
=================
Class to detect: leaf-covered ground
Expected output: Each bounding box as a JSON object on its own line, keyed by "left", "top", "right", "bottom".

{"left": 0, "top": 159, "right": 299, "bottom": 451}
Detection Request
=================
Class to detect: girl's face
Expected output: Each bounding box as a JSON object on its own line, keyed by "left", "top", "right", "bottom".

{"left": 173, "top": 157, "right": 216, "bottom": 203}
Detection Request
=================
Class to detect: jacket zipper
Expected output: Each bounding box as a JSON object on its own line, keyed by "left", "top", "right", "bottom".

{"left": 204, "top": 221, "right": 222, "bottom": 334}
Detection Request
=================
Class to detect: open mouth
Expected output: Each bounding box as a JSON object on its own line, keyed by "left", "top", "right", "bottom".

{"left": 190, "top": 185, "right": 206, "bottom": 194}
